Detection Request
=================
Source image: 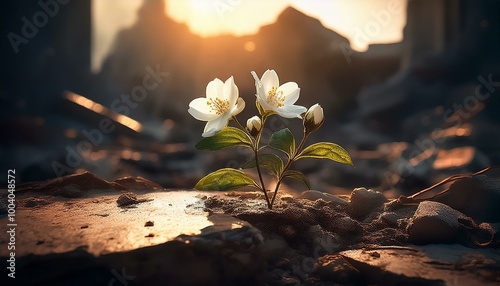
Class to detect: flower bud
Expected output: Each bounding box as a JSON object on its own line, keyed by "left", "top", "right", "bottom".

{"left": 246, "top": 116, "right": 262, "bottom": 136}
{"left": 304, "top": 103, "right": 324, "bottom": 133}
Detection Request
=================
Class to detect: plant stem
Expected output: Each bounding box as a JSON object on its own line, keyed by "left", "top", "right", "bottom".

{"left": 232, "top": 115, "right": 270, "bottom": 207}
{"left": 254, "top": 115, "right": 272, "bottom": 208}
{"left": 232, "top": 116, "right": 246, "bottom": 131}
{"left": 270, "top": 128, "right": 310, "bottom": 208}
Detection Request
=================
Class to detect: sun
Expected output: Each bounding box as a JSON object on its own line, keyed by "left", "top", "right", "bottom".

{"left": 190, "top": 0, "right": 213, "bottom": 12}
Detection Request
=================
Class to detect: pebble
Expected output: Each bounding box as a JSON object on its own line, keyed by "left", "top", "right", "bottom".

{"left": 349, "top": 187, "right": 387, "bottom": 219}
{"left": 377, "top": 212, "right": 399, "bottom": 226}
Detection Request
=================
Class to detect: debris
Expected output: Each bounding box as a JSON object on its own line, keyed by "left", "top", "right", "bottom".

{"left": 116, "top": 193, "right": 152, "bottom": 207}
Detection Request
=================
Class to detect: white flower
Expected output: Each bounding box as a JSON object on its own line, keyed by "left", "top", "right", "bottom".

{"left": 246, "top": 115, "right": 262, "bottom": 136}
{"left": 188, "top": 76, "right": 245, "bottom": 137}
{"left": 251, "top": 69, "right": 307, "bottom": 118}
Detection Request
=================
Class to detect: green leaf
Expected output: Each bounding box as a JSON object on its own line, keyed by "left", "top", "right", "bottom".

{"left": 296, "top": 142, "right": 353, "bottom": 166}
{"left": 194, "top": 168, "right": 258, "bottom": 191}
{"left": 282, "top": 170, "right": 311, "bottom": 189}
{"left": 269, "top": 128, "right": 295, "bottom": 158}
{"left": 241, "top": 154, "right": 284, "bottom": 177}
{"left": 195, "top": 127, "right": 252, "bottom": 151}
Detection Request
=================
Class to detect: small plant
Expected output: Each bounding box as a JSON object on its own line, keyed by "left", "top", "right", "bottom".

{"left": 188, "top": 69, "right": 353, "bottom": 209}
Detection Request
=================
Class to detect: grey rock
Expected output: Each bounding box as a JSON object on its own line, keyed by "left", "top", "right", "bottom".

{"left": 406, "top": 201, "right": 467, "bottom": 244}
{"left": 377, "top": 212, "right": 399, "bottom": 227}
{"left": 349, "top": 187, "right": 387, "bottom": 219}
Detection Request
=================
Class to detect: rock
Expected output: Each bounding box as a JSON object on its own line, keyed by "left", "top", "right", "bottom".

{"left": 17, "top": 171, "right": 127, "bottom": 197}
{"left": 341, "top": 245, "right": 500, "bottom": 286}
{"left": 349, "top": 187, "right": 387, "bottom": 219}
{"left": 433, "top": 175, "right": 500, "bottom": 222}
{"left": 333, "top": 216, "right": 362, "bottom": 235}
{"left": 312, "top": 254, "right": 361, "bottom": 284}
{"left": 22, "top": 197, "right": 51, "bottom": 208}
{"left": 406, "top": 201, "right": 467, "bottom": 244}
{"left": 116, "top": 193, "right": 139, "bottom": 207}
{"left": 116, "top": 192, "right": 152, "bottom": 207}
{"left": 0, "top": 195, "right": 265, "bottom": 286}
{"left": 377, "top": 212, "right": 399, "bottom": 227}
{"left": 298, "top": 190, "right": 349, "bottom": 206}
{"left": 113, "top": 176, "right": 164, "bottom": 191}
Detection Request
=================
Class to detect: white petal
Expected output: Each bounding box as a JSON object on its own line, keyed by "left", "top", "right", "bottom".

{"left": 280, "top": 85, "right": 300, "bottom": 105}
{"left": 251, "top": 71, "right": 266, "bottom": 101}
{"left": 202, "top": 127, "right": 218, "bottom": 137}
{"left": 251, "top": 71, "right": 262, "bottom": 90}
{"left": 231, "top": 97, "right": 245, "bottom": 116}
{"left": 188, "top": 98, "right": 218, "bottom": 121}
{"left": 206, "top": 78, "right": 224, "bottom": 100}
{"left": 224, "top": 76, "right": 238, "bottom": 107}
{"left": 257, "top": 96, "right": 275, "bottom": 112}
{"left": 261, "top": 70, "right": 279, "bottom": 93}
{"left": 202, "top": 113, "right": 230, "bottom": 137}
{"left": 277, "top": 104, "right": 307, "bottom": 118}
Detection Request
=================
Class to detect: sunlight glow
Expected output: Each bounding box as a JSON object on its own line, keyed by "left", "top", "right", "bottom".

{"left": 167, "top": 0, "right": 408, "bottom": 51}
{"left": 92, "top": 0, "right": 407, "bottom": 71}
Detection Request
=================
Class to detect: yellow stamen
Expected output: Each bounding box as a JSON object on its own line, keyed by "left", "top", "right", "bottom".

{"left": 267, "top": 86, "right": 285, "bottom": 107}
{"left": 207, "top": 98, "right": 230, "bottom": 115}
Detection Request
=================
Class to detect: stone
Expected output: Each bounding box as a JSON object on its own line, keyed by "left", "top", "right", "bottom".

{"left": 298, "top": 190, "right": 349, "bottom": 206}
{"left": 349, "top": 187, "right": 387, "bottom": 219}
{"left": 17, "top": 171, "right": 127, "bottom": 197}
{"left": 0, "top": 192, "right": 265, "bottom": 286}
{"left": 333, "top": 216, "right": 362, "bottom": 235}
{"left": 341, "top": 244, "right": 500, "bottom": 286}
{"left": 377, "top": 212, "right": 399, "bottom": 227}
{"left": 433, "top": 175, "right": 500, "bottom": 223}
{"left": 313, "top": 254, "right": 361, "bottom": 284}
{"left": 406, "top": 201, "right": 467, "bottom": 244}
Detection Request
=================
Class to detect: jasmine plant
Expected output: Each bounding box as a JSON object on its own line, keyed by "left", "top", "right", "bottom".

{"left": 188, "top": 69, "right": 353, "bottom": 209}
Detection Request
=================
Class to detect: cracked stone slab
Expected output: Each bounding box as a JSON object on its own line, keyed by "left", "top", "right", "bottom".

{"left": 341, "top": 244, "right": 500, "bottom": 286}
{"left": 0, "top": 190, "right": 214, "bottom": 256}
